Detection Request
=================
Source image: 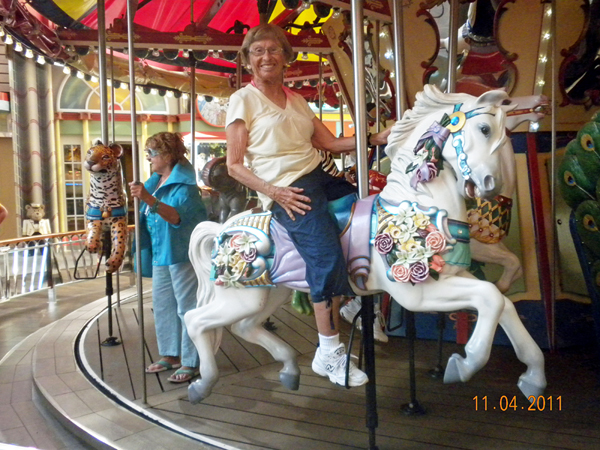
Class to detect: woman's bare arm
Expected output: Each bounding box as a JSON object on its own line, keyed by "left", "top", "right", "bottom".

{"left": 226, "top": 119, "right": 311, "bottom": 220}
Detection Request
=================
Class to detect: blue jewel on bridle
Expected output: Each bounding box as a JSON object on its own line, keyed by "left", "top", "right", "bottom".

{"left": 446, "top": 103, "right": 491, "bottom": 180}
{"left": 406, "top": 102, "right": 495, "bottom": 187}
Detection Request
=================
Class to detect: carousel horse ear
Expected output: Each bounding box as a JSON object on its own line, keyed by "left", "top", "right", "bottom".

{"left": 475, "top": 89, "right": 509, "bottom": 107}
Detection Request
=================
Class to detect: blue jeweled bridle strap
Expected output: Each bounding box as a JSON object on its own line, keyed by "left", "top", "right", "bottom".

{"left": 446, "top": 103, "right": 490, "bottom": 180}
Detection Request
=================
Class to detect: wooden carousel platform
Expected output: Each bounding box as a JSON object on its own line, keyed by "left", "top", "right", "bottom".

{"left": 14, "top": 280, "right": 600, "bottom": 450}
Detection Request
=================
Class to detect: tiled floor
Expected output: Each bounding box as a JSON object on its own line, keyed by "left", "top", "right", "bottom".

{"left": 0, "top": 277, "right": 132, "bottom": 449}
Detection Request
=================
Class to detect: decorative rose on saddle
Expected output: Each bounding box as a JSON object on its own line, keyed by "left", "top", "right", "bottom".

{"left": 213, "top": 232, "right": 259, "bottom": 288}
{"left": 374, "top": 202, "right": 447, "bottom": 283}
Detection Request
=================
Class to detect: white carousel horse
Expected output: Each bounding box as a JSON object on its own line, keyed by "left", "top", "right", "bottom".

{"left": 184, "top": 85, "right": 546, "bottom": 404}
{"left": 469, "top": 95, "right": 548, "bottom": 292}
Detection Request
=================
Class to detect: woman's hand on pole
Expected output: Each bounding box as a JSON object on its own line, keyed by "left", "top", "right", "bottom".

{"left": 129, "top": 181, "right": 151, "bottom": 204}
{"left": 271, "top": 185, "right": 311, "bottom": 221}
{"left": 371, "top": 126, "right": 392, "bottom": 146}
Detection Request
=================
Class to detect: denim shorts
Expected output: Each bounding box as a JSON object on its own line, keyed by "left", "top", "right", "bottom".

{"left": 271, "top": 166, "right": 356, "bottom": 303}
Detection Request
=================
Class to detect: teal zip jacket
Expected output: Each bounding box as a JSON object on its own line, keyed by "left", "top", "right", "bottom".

{"left": 137, "top": 159, "right": 207, "bottom": 269}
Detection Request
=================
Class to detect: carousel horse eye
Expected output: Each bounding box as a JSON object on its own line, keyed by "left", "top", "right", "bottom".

{"left": 583, "top": 214, "right": 598, "bottom": 232}
{"left": 563, "top": 171, "right": 576, "bottom": 186}
{"left": 479, "top": 124, "right": 491, "bottom": 138}
{"left": 580, "top": 134, "right": 595, "bottom": 151}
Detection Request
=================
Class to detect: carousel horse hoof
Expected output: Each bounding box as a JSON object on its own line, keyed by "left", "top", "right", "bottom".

{"left": 280, "top": 371, "right": 300, "bottom": 391}
{"left": 443, "top": 353, "right": 466, "bottom": 384}
{"left": 188, "top": 380, "right": 211, "bottom": 404}
{"left": 518, "top": 377, "right": 545, "bottom": 401}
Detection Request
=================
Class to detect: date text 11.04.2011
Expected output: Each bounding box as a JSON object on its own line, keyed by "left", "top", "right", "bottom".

{"left": 473, "top": 396, "right": 561, "bottom": 411}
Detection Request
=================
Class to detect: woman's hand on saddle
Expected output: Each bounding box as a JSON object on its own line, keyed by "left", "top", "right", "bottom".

{"left": 271, "top": 186, "right": 311, "bottom": 221}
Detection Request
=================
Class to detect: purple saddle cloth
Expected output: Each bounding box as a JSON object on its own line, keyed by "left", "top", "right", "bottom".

{"left": 270, "top": 194, "right": 377, "bottom": 291}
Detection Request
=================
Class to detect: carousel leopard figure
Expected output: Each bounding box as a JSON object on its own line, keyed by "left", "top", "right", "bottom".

{"left": 83, "top": 142, "right": 128, "bottom": 273}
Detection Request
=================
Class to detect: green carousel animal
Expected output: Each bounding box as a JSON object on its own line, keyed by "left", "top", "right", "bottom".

{"left": 558, "top": 113, "right": 600, "bottom": 346}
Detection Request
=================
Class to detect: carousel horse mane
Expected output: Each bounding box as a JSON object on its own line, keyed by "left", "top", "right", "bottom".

{"left": 386, "top": 85, "right": 478, "bottom": 159}
{"left": 383, "top": 84, "right": 508, "bottom": 201}
{"left": 386, "top": 84, "right": 506, "bottom": 160}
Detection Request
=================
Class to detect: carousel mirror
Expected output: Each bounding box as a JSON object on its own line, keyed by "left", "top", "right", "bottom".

{"left": 423, "top": 0, "right": 518, "bottom": 96}
{"left": 560, "top": 0, "right": 600, "bottom": 108}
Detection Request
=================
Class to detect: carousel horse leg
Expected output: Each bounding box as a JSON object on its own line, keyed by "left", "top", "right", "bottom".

{"left": 185, "top": 287, "right": 271, "bottom": 403}
{"left": 497, "top": 296, "right": 546, "bottom": 399}
{"left": 231, "top": 287, "right": 301, "bottom": 391}
{"left": 430, "top": 280, "right": 505, "bottom": 384}
{"left": 470, "top": 239, "right": 523, "bottom": 294}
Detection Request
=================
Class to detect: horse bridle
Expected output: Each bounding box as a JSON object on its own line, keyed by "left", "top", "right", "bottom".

{"left": 445, "top": 103, "right": 492, "bottom": 180}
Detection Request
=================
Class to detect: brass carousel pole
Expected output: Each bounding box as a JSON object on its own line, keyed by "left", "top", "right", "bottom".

{"left": 98, "top": 0, "right": 120, "bottom": 348}
{"left": 374, "top": 20, "right": 381, "bottom": 172}
{"left": 350, "top": 1, "right": 378, "bottom": 448}
{"left": 125, "top": 0, "right": 147, "bottom": 403}
{"left": 426, "top": 0, "right": 463, "bottom": 395}
{"left": 109, "top": 47, "right": 122, "bottom": 308}
{"left": 549, "top": 0, "right": 557, "bottom": 351}
{"left": 190, "top": 1, "right": 196, "bottom": 174}
{"left": 318, "top": 53, "right": 323, "bottom": 121}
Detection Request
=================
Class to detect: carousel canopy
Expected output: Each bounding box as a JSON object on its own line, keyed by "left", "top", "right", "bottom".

{"left": 0, "top": 0, "right": 392, "bottom": 105}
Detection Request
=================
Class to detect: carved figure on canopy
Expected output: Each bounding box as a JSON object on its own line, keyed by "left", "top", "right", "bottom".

{"left": 428, "top": 0, "right": 518, "bottom": 96}
{"left": 184, "top": 85, "right": 546, "bottom": 404}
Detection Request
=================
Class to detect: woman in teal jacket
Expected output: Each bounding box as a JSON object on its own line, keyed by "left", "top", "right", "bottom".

{"left": 130, "top": 132, "right": 207, "bottom": 383}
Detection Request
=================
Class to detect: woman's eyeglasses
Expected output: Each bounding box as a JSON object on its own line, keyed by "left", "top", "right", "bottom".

{"left": 249, "top": 47, "right": 283, "bottom": 56}
{"left": 145, "top": 148, "right": 160, "bottom": 157}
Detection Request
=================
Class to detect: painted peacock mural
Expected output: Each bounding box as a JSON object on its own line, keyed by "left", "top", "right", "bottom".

{"left": 558, "top": 113, "right": 600, "bottom": 346}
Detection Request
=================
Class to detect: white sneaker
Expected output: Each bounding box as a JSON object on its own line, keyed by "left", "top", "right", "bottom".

{"left": 340, "top": 298, "right": 389, "bottom": 344}
{"left": 340, "top": 297, "right": 361, "bottom": 324}
{"left": 311, "top": 343, "right": 368, "bottom": 387}
{"left": 373, "top": 310, "right": 389, "bottom": 344}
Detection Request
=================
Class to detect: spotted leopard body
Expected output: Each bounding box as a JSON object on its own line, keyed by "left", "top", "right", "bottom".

{"left": 83, "top": 143, "right": 128, "bottom": 273}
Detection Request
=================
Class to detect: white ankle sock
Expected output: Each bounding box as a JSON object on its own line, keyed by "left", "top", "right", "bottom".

{"left": 318, "top": 333, "right": 340, "bottom": 354}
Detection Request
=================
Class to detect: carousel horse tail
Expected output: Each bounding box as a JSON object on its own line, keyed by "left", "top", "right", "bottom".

{"left": 189, "top": 220, "right": 223, "bottom": 354}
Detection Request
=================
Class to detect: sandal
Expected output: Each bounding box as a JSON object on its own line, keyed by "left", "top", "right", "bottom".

{"left": 145, "top": 360, "right": 181, "bottom": 374}
{"left": 167, "top": 368, "right": 199, "bottom": 383}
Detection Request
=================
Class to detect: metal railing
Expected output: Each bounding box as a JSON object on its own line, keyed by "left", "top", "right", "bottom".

{"left": 0, "top": 228, "right": 133, "bottom": 302}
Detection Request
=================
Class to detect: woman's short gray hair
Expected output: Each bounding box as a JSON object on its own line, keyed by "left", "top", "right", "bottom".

{"left": 145, "top": 132, "right": 188, "bottom": 168}
{"left": 240, "top": 24, "right": 295, "bottom": 68}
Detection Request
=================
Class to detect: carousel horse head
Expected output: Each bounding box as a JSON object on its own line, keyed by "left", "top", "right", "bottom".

{"left": 384, "top": 85, "right": 509, "bottom": 206}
